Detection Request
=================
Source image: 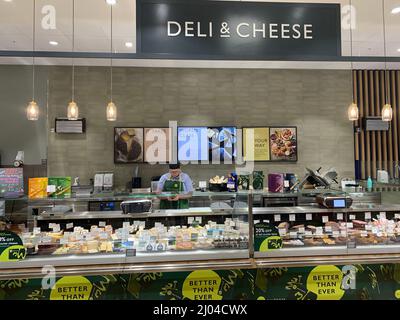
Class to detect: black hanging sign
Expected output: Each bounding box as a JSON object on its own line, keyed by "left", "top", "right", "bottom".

{"left": 137, "top": 0, "right": 342, "bottom": 60}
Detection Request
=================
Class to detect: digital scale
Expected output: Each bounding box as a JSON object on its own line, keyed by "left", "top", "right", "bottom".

{"left": 316, "top": 194, "right": 353, "bottom": 209}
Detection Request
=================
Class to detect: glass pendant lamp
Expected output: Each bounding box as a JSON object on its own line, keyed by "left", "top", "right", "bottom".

{"left": 382, "top": 0, "right": 393, "bottom": 122}
{"left": 106, "top": 4, "right": 117, "bottom": 121}
{"left": 67, "top": 0, "right": 79, "bottom": 120}
{"left": 347, "top": 0, "right": 359, "bottom": 121}
{"left": 27, "top": 0, "right": 39, "bottom": 121}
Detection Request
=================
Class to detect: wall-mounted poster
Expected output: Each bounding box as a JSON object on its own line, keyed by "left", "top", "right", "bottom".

{"left": 178, "top": 127, "right": 208, "bottom": 162}
{"left": 208, "top": 127, "right": 236, "bottom": 163}
{"left": 243, "top": 128, "right": 270, "bottom": 161}
{"left": 144, "top": 128, "right": 171, "bottom": 163}
{"left": 269, "top": 127, "right": 297, "bottom": 161}
{"left": 114, "top": 128, "right": 144, "bottom": 163}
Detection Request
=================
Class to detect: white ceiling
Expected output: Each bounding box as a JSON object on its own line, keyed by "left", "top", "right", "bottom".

{"left": 0, "top": 0, "right": 400, "bottom": 69}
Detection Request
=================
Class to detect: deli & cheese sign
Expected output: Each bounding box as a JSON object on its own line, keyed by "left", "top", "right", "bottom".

{"left": 137, "top": 0, "right": 341, "bottom": 60}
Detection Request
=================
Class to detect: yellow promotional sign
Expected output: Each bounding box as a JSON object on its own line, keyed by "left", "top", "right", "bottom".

{"left": 259, "top": 236, "right": 283, "bottom": 252}
{"left": 50, "top": 276, "right": 93, "bottom": 300}
{"left": 243, "top": 128, "right": 270, "bottom": 161}
{"left": 0, "top": 231, "right": 27, "bottom": 262}
{"left": 306, "top": 265, "right": 345, "bottom": 300}
{"left": 182, "top": 270, "right": 222, "bottom": 300}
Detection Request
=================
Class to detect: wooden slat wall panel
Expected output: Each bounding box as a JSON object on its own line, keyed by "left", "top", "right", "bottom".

{"left": 354, "top": 70, "right": 400, "bottom": 180}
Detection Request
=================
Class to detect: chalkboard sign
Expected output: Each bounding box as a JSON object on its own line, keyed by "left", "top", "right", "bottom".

{"left": 0, "top": 168, "right": 24, "bottom": 198}
{"left": 254, "top": 222, "right": 283, "bottom": 252}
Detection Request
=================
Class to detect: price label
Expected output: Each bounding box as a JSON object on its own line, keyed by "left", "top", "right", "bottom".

{"left": 380, "top": 212, "right": 386, "bottom": 220}
{"left": 325, "top": 226, "right": 332, "bottom": 232}
{"left": 66, "top": 223, "right": 73, "bottom": 230}
{"left": 188, "top": 217, "right": 194, "bottom": 224}
{"left": 254, "top": 220, "right": 260, "bottom": 224}
{"left": 33, "top": 227, "right": 41, "bottom": 235}
{"left": 195, "top": 217, "right": 202, "bottom": 224}
{"left": 316, "top": 227, "right": 323, "bottom": 236}
{"left": 126, "top": 249, "right": 136, "bottom": 257}
{"left": 289, "top": 214, "right": 296, "bottom": 222}
{"left": 305, "top": 231, "right": 312, "bottom": 237}
{"left": 337, "top": 213, "right": 343, "bottom": 220}
{"left": 278, "top": 229, "right": 287, "bottom": 236}
{"left": 53, "top": 224, "right": 60, "bottom": 232}
{"left": 299, "top": 227, "right": 305, "bottom": 233}
{"left": 99, "top": 221, "right": 106, "bottom": 227}
{"left": 274, "top": 215, "right": 281, "bottom": 222}
{"left": 395, "top": 214, "right": 400, "bottom": 219}
{"left": 48, "top": 223, "right": 55, "bottom": 229}
{"left": 122, "top": 222, "right": 130, "bottom": 229}
{"left": 332, "top": 231, "right": 340, "bottom": 238}
{"left": 347, "top": 223, "right": 353, "bottom": 229}
{"left": 60, "top": 238, "right": 68, "bottom": 245}
{"left": 284, "top": 180, "right": 290, "bottom": 188}
{"left": 322, "top": 216, "right": 329, "bottom": 223}
{"left": 365, "top": 212, "right": 371, "bottom": 220}
{"left": 340, "top": 230, "right": 347, "bottom": 237}
{"left": 306, "top": 214, "right": 312, "bottom": 221}
{"left": 289, "top": 232, "right": 298, "bottom": 238}
{"left": 349, "top": 215, "right": 356, "bottom": 220}
{"left": 47, "top": 185, "right": 56, "bottom": 193}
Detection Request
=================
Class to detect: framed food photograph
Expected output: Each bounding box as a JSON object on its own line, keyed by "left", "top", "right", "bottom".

{"left": 144, "top": 128, "right": 172, "bottom": 163}
{"left": 269, "top": 127, "right": 298, "bottom": 162}
{"left": 243, "top": 127, "right": 270, "bottom": 162}
{"left": 114, "top": 128, "right": 144, "bottom": 163}
{"left": 207, "top": 127, "right": 237, "bottom": 163}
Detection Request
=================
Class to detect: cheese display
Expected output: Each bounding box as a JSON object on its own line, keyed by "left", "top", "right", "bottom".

{"left": 18, "top": 218, "right": 249, "bottom": 256}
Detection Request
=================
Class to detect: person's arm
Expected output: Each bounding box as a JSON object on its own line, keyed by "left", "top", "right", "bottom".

{"left": 176, "top": 174, "right": 193, "bottom": 199}
{"left": 156, "top": 175, "right": 168, "bottom": 197}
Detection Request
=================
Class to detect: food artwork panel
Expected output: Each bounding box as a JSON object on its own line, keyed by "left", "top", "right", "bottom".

{"left": 144, "top": 128, "right": 171, "bottom": 163}
{"left": 243, "top": 128, "right": 270, "bottom": 161}
{"left": 114, "top": 128, "right": 144, "bottom": 163}
{"left": 207, "top": 127, "right": 237, "bottom": 163}
{"left": 178, "top": 127, "right": 208, "bottom": 162}
{"left": 269, "top": 127, "right": 297, "bottom": 161}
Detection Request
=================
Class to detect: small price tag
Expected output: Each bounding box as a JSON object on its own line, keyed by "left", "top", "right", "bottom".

{"left": 289, "top": 214, "right": 296, "bottom": 222}
{"left": 289, "top": 232, "right": 298, "bottom": 238}
{"left": 337, "top": 213, "right": 343, "bottom": 220}
{"left": 322, "top": 216, "right": 329, "bottom": 223}
{"left": 347, "top": 223, "right": 353, "bottom": 229}
{"left": 99, "top": 221, "right": 106, "bottom": 227}
{"left": 279, "top": 229, "right": 287, "bottom": 236}
{"left": 340, "top": 230, "right": 347, "bottom": 237}
{"left": 66, "top": 223, "right": 73, "bottom": 230}
{"left": 33, "top": 227, "right": 41, "bottom": 235}
{"left": 52, "top": 224, "right": 60, "bottom": 232}
{"left": 325, "top": 226, "right": 332, "bottom": 232}
{"left": 332, "top": 231, "right": 340, "bottom": 238}
{"left": 126, "top": 249, "right": 136, "bottom": 257}
{"left": 122, "top": 222, "right": 130, "bottom": 229}
{"left": 47, "top": 185, "right": 56, "bottom": 193}
{"left": 349, "top": 215, "right": 356, "bottom": 220}
{"left": 199, "top": 181, "right": 207, "bottom": 188}
{"left": 195, "top": 216, "right": 202, "bottom": 224}
{"left": 395, "top": 214, "right": 400, "bottom": 219}
{"left": 299, "top": 227, "right": 305, "bottom": 233}
{"left": 60, "top": 238, "right": 68, "bottom": 245}
{"left": 284, "top": 180, "right": 290, "bottom": 188}
{"left": 380, "top": 212, "right": 386, "bottom": 220}
{"left": 188, "top": 217, "right": 194, "bottom": 224}
{"left": 274, "top": 215, "right": 281, "bottom": 222}
{"left": 305, "top": 231, "right": 313, "bottom": 237}
{"left": 316, "top": 227, "right": 323, "bottom": 236}
{"left": 254, "top": 220, "right": 260, "bottom": 224}
{"left": 306, "top": 214, "right": 312, "bottom": 221}
{"left": 365, "top": 212, "right": 371, "bottom": 220}
{"left": 49, "top": 223, "right": 55, "bottom": 229}
{"left": 361, "top": 231, "right": 368, "bottom": 237}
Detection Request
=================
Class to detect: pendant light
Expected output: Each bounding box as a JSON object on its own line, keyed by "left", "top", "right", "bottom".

{"left": 27, "top": 0, "right": 39, "bottom": 121}
{"left": 382, "top": 0, "right": 393, "bottom": 122}
{"left": 106, "top": 4, "right": 117, "bottom": 121}
{"left": 67, "top": 0, "right": 79, "bottom": 120}
{"left": 347, "top": 0, "right": 359, "bottom": 121}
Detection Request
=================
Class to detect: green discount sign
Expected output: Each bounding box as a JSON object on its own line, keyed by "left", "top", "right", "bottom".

{"left": 0, "top": 231, "right": 26, "bottom": 262}
{"left": 254, "top": 222, "right": 283, "bottom": 252}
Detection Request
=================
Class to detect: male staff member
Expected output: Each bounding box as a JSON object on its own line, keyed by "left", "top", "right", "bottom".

{"left": 156, "top": 163, "right": 193, "bottom": 209}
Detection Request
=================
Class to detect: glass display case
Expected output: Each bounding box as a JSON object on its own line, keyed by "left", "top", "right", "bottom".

{"left": 0, "top": 192, "right": 250, "bottom": 269}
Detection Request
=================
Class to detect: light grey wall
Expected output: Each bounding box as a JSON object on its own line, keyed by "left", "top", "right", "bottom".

{"left": 0, "top": 65, "right": 48, "bottom": 165}
{"left": 46, "top": 66, "right": 354, "bottom": 190}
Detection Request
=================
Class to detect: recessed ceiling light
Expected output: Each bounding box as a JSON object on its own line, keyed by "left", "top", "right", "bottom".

{"left": 105, "top": 0, "right": 116, "bottom": 5}
{"left": 49, "top": 41, "right": 58, "bottom": 46}
{"left": 397, "top": 48, "right": 400, "bottom": 52}
{"left": 3, "top": 0, "right": 13, "bottom": 2}
{"left": 392, "top": 7, "right": 400, "bottom": 14}
{"left": 125, "top": 42, "right": 133, "bottom": 48}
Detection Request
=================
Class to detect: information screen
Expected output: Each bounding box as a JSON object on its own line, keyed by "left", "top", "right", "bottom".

{"left": 0, "top": 168, "right": 24, "bottom": 198}
{"left": 333, "top": 199, "right": 346, "bottom": 208}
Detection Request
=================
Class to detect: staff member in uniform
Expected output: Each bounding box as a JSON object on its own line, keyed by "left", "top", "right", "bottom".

{"left": 156, "top": 163, "right": 194, "bottom": 209}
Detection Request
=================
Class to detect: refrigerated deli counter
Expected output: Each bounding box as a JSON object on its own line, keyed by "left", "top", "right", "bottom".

{"left": 1, "top": 190, "right": 400, "bottom": 300}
